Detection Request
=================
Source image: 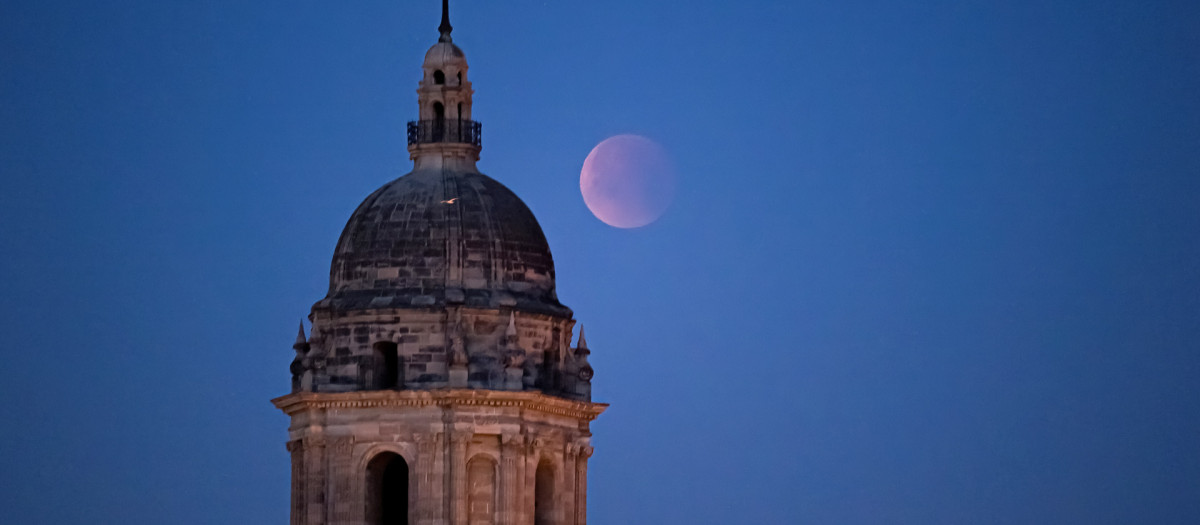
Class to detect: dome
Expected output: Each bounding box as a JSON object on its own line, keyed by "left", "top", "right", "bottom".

{"left": 423, "top": 41, "right": 466, "bottom": 70}
{"left": 316, "top": 168, "right": 570, "bottom": 317}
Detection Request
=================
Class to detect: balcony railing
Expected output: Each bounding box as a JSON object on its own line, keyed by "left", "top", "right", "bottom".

{"left": 406, "top": 119, "right": 482, "bottom": 147}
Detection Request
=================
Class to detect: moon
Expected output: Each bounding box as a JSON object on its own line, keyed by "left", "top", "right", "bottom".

{"left": 580, "top": 134, "right": 677, "bottom": 229}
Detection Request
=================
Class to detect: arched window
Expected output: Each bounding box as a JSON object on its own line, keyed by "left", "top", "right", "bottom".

{"left": 432, "top": 102, "right": 446, "bottom": 141}
{"left": 457, "top": 71, "right": 462, "bottom": 84}
{"left": 467, "top": 456, "right": 497, "bottom": 525}
{"left": 457, "top": 103, "right": 463, "bottom": 120}
{"left": 541, "top": 349, "right": 559, "bottom": 391}
{"left": 373, "top": 342, "right": 400, "bottom": 389}
{"left": 433, "top": 70, "right": 445, "bottom": 84}
{"left": 366, "top": 452, "right": 409, "bottom": 525}
{"left": 534, "top": 461, "right": 554, "bottom": 525}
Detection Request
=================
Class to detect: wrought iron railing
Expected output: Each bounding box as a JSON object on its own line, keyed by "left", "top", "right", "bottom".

{"left": 406, "top": 119, "right": 482, "bottom": 147}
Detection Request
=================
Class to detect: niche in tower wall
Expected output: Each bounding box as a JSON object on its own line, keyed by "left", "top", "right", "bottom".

{"left": 467, "top": 456, "right": 497, "bottom": 525}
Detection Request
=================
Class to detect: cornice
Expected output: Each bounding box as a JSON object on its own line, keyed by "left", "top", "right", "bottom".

{"left": 272, "top": 389, "right": 607, "bottom": 421}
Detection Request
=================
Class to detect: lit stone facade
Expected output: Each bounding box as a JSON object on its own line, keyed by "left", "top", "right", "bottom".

{"left": 272, "top": 3, "right": 606, "bottom": 524}
{"left": 275, "top": 390, "right": 601, "bottom": 525}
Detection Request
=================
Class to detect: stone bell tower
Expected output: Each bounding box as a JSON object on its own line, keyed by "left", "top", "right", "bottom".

{"left": 272, "top": 3, "right": 606, "bottom": 524}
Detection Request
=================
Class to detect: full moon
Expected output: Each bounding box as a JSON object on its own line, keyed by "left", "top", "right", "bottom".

{"left": 580, "top": 134, "right": 677, "bottom": 229}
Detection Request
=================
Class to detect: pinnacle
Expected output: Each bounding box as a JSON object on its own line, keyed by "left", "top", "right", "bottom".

{"left": 294, "top": 321, "right": 308, "bottom": 347}
{"left": 506, "top": 312, "right": 518, "bottom": 337}
{"left": 438, "top": 0, "right": 453, "bottom": 42}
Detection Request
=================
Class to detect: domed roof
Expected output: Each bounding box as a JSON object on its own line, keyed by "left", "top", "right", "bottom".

{"left": 316, "top": 168, "right": 569, "bottom": 317}
{"left": 423, "top": 41, "right": 466, "bottom": 69}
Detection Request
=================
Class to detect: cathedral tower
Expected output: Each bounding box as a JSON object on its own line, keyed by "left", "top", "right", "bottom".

{"left": 272, "top": 3, "right": 606, "bottom": 524}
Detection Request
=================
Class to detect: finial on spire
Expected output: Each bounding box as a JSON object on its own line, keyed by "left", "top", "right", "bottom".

{"left": 438, "top": 0, "right": 453, "bottom": 42}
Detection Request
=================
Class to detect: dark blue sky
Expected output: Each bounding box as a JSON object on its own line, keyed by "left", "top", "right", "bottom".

{"left": 2, "top": 1, "right": 1199, "bottom": 523}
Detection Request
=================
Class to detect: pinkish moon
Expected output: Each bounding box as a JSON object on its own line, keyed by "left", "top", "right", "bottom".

{"left": 580, "top": 134, "right": 677, "bottom": 229}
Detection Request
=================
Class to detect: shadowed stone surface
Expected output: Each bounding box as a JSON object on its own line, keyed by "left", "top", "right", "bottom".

{"left": 319, "top": 168, "right": 569, "bottom": 318}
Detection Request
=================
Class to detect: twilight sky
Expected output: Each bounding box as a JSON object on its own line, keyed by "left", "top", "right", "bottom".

{"left": 2, "top": 1, "right": 1199, "bottom": 523}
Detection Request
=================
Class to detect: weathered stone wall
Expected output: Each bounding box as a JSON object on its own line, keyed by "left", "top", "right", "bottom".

{"left": 293, "top": 307, "right": 592, "bottom": 402}
{"left": 274, "top": 390, "right": 602, "bottom": 525}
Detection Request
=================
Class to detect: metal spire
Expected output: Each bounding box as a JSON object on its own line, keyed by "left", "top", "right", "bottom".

{"left": 438, "top": 0, "right": 453, "bottom": 42}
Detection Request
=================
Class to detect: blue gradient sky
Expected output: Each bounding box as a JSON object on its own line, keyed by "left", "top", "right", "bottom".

{"left": 2, "top": 1, "right": 1199, "bottom": 523}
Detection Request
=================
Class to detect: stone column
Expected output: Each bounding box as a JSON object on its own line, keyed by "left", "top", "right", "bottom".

{"left": 517, "top": 435, "right": 531, "bottom": 525}
{"left": 561, "top": 444, "right": 578, "bottom": 525}
{"left": 287, "top": 440, "right": 305, "bottom": 525}
{"left": 524, "top": 436, "right": 543, "bottom": 524}
{"left": 433, "top": 432, "right": 448, "bottom": 525}
{"left": 304, "top": 436, "right": 327, "bottom": 525}
{"left": 449, "top": 432, "right": 471, "bottom": 525}
{"left": 574, "top": 446, "right": 593, "bottom": 525}
{"left": 498, "top": 433, "right": 523, "bottom": 525}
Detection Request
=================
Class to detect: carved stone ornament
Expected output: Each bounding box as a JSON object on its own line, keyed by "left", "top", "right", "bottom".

{"left": 329, "top": 436, "right": 355, "bottom": 454}
{"left": 504, "top": 349, "right": 526, "bottom": 369}
{"left": 449, "top": 337, "right": 468, "bottom": 366}
{"left": 448, "top": 312, "right": 469, "bottom": 367}
{"left": 527, "top": 436, "right": 546, "bottom": 452}
{"left": 501, "top": 433, "right": 523, "bottom": 447}
{"left": 577, "top": 365, "right": 594, "bottom": 381}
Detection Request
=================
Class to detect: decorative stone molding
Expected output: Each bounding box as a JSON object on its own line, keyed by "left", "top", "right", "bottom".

{"left": 564, "top": 443, "right": 582, "bottom": 458}
{"left": 273, "top": 389, "right": 608, "bottom": 421}
{"left": 526, "top": 435, "right": 545, "bottom": 453}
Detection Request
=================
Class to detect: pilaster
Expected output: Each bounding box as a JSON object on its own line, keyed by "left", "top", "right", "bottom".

{"left": 287, "top": 440, "right": 305, "bottom": 525}
{"left": 562, "top": 444, "right": 578, "bottom": 525}
{"left": 449, "top": 431, "right": 471, "bottom": 525}
{"left": 304, "top": 435, "right": 327, "bottom": 525}
{"left": 328, "top": 437, "right": 356, "bottom": 523}
{"left": 415, "top": 432, "right": 443, "bottom": 525}
{"left": 499, "top": 433, "right": 523, "bottom": 525}
{"left": 574, "top": 446, "right": 593, "bottom": 525}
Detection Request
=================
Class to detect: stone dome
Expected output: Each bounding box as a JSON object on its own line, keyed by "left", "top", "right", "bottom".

{"left": 423, "top": 41, "right": 466, "bottom": 69}
{"left": 316, "top": 167, "right": 570, "bottom": 317}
